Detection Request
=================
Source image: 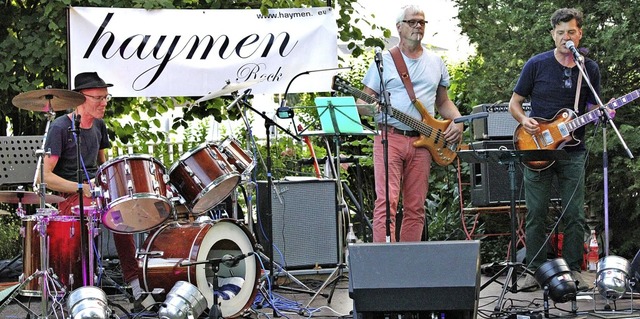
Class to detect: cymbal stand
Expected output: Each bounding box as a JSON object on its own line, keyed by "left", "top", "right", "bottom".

{"left": 31, "top": 101, "right": 56, "bottom": 318}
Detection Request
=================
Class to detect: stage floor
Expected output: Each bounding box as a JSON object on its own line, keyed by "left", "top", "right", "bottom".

{"left": 1, "top": 267, "right": 639, "bottom": 319}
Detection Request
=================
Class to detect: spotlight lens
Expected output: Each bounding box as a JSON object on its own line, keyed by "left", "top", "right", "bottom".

{"left": 596, "top": 256, "right": 630, "bottom": 300}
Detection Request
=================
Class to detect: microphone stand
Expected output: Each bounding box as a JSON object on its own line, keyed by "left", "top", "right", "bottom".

{"left": 240, "top": 98, "right": 300, "bottom": 317}
{"left": 374, "top": 51, "right": 393, "bottom": 243}
{"left": 573, "top": 55, "right": 633, "bottom": 256}
{"left": 71, "top": 113, "right": 91, "bottom": 286}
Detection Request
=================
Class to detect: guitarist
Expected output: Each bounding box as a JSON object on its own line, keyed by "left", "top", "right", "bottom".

{"left": 358, "top": 4, "right": 463, "bottom": 243}
{"left": 508, "top": 8, "right": 603, "bottom": 292}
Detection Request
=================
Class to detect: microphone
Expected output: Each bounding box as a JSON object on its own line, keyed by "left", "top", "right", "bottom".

{"left": 221, "top": 252, "right": 255, "bottom": 268}
{"left": 74, "top": 113, "right": 81, "bottom": 129}
{"left": 565, "top": 40, "right": 583, "bottom": 62}
{"left": 277, "top": 67, "right": 352, "bottom": 120}
{"left": 453, "top": 111, "right": 489, "bottom": 124}
{"left": 374, "top": 47, "right": 384, "bottom": 73}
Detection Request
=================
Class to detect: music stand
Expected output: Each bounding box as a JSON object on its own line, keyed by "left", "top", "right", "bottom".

{"left": 458, "top": 148, "right": 569, "bottom": 311}
{"left": 297, "top": 97, "right": 374, "bottom": 311}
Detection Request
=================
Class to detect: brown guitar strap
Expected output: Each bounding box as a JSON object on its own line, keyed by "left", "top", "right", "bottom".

{"left": 390, "top": 46, "right": 417, "bottom": 103}
{"left": 573, "top": 60, "right": 584, "bottom": 112}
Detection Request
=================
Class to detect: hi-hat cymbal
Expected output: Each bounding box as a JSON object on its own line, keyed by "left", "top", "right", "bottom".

{"left": 12, "top": 88, "right": 85, "bottom": 112}
{"left": 0, "top": 190, "right": 65, "bottom": 205}
{"left": 194, "top": 79, "right": 265, "bottom": 104}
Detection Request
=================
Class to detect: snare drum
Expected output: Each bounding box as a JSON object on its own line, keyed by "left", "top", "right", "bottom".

{"left": 96, "top": 154, "right": 172, "bottom": 233}
{"left": 169, "top": 144, "right": 240, "bottom": 214}
{"left": 219, "top": 138, "right": 255, "bottom": 175}
{"left": 20, "top": 215, "right": 84, "bottom": 296}
{"left": 139, "top": 219, "right": 259, "bottom": 318}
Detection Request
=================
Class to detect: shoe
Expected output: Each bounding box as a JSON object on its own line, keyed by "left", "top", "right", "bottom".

{"left": 571, "top": 271, "right": 591, "bottom": 292}
{"left": 131, "top": 294, "right": 155, "bottom": 313}
{"left": 521, "top": 273, "right": 540, "bottom": 292}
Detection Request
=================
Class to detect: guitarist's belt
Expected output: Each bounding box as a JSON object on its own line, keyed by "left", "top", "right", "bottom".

{"left": 378, "top": 124, "right": 420, "bottom": 137}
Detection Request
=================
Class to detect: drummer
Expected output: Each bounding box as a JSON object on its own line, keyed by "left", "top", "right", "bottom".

{"left": 39, "top": 72, "right": 152, "bottom": 311}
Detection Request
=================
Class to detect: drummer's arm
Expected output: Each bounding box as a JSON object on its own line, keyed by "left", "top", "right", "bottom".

{"left": 41, "top": 154, "right": 92, "bottom": 197}
{"left": 97, "top": 149, "right": 107, "bottom": 166}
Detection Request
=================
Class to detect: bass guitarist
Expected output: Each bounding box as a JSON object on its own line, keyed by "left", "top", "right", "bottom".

{"left": 508, "top": 8, "right": 609, "bottom": 292}
{"left": 358, "top": 4, "right": 463, "bottom": 243}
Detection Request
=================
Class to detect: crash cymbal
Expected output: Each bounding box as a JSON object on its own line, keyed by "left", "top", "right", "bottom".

{"left": 0, "top": 190, "right": 65, "bottom": 205}
{"left": 12, "top": 88, "right": 85, "bottom": 112}
{"left": 194, "top": 78, "right": 265, "bottom": 104}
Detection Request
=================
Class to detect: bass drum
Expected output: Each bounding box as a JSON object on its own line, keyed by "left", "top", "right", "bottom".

{"left": 139, "top": 219, "right": 259, "bottom": 318}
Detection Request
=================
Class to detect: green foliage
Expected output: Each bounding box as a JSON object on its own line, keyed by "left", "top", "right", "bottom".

{"left": 0, "top": 215, "right": 21, "bottom": 260}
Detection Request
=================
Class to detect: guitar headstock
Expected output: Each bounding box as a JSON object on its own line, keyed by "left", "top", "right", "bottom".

{"left": 331, "top": 75, "right": 350, "bottom": 94}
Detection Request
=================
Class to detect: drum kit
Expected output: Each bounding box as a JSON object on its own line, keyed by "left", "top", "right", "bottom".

{"left": 3, "top": 85, "right": 262, "bottom": 318}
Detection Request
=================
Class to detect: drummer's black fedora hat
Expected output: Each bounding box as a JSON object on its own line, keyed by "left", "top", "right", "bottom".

{"left": 73, "top": 72, "right": 113, "bottom": 91}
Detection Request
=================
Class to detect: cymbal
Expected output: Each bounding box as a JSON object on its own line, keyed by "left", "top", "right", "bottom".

{"left": 0, "top": 190, "right": 65, "bottom": 205}
{"left": 12, "top": 88, "right": 85, "bottom": 112}
{"left": 194, "top": 79, "right": 264, "bottom": 104}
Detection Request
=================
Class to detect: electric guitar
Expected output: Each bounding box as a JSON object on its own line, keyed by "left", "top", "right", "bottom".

{"left": 331, "top": 76, "right": 460, "bottom": 166}
{"left": 513, "top": 88, "right": 640, "bottom": 171}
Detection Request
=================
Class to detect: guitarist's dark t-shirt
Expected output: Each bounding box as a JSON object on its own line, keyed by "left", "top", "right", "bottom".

{"left": 513, "top": 50, "right": 600, "bottom": 152}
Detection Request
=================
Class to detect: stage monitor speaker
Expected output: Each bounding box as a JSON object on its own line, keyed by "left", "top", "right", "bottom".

{"left": 472, "top": 103, "right": 530, "bottom": 140}
{"left": 257, "top": 179, "right": 338, "bottom": 269}
{"left": 349, "top": 241, "right": 480, "bottom": 318}
{"left": 469, "top": 140, "right": 561, "bottom": 206}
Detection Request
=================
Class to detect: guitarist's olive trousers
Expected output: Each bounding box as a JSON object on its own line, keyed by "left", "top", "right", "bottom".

{"left": 523, "top": 150, "right": 587, "bottom": 272}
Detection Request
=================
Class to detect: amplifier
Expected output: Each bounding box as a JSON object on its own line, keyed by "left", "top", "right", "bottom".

{"left": 472, "top": 103, "right": 530, "bottom": 140}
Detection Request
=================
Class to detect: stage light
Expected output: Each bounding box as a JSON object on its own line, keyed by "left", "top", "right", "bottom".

{"left": 158, "top": 281, "right": 208, "bottom": 319}
{"left": 534, "top": 258, "right": 577, "bottom": 303}
{"left": 67, "top": 286, "right": 111, "bottom": 319}
{"left": 596, "top": 255, "right": 630, "bottom": 300}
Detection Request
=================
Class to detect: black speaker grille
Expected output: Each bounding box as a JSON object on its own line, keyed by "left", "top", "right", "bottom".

{"left": 349, "top": 241, "right": 480, "bottom": 316}
{"left": 472, "top": 103, "right": 530, "bottom": 140}
{"left": 257, "top": 179, "right": 338, "bottom": 269}
{"left": 469, "top": 140, "right": 560, "bottom": 206}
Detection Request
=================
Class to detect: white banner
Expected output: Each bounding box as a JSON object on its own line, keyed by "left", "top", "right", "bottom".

{"left": 68, "top": 7, "right": 339, "bottom": 97}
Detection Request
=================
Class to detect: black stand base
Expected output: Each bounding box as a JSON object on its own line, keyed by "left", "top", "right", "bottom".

{"left": 480, "top": 261, "right": 534, "bottom": 311}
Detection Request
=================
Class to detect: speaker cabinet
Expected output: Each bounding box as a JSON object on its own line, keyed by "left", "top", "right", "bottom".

{"left": 469, "top": 140, "right": 560, "bottom": 206}
{"left": 472, "top": 103, "right": 530, "bottom": 140}
{"left": 349, "top": 241, "right": 480, "bottom": 318}
{"left": 257, "top": 179, "right": 338, "bottom": 269}
{"left": 470, "top": 140, "right": 524, "bottom": 206}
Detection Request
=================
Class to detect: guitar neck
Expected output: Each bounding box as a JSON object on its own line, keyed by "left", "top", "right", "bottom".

{"left": 567, "top": 89, "right": 640, "bottom": 132}
{"left": 346, "top": 86, "right": 436, "bottom": 136}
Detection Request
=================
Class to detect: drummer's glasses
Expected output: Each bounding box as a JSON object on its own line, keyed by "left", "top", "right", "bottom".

{"left": 402, "top": 19, "right": 428, "bottom": 28}
{"left": 83, "top": 93, "right": 112, "bottom": 102}
{"left": 563, "top": 67, "right": 572, "bottom": 89}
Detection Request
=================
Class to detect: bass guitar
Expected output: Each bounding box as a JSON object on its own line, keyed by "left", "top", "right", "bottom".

{"left": 331, "top": 75, "right": 460, "bottom": 166}
{"left": 513, "top": 89, "right": 640, "bottom": 171}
